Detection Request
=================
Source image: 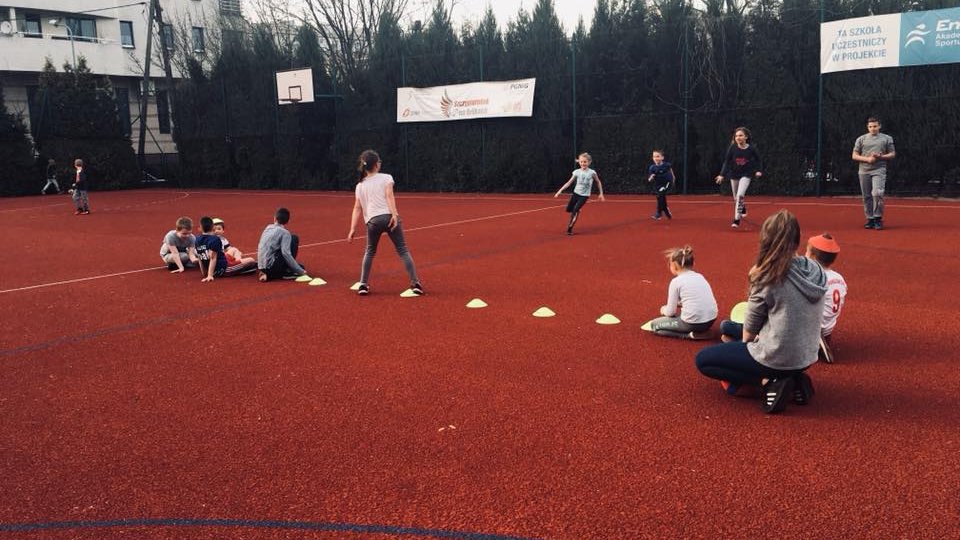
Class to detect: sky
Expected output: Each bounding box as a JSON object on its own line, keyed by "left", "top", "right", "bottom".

{"left": 243, "top": 0, "right": 595, "bottom": 34}
{"left": 426, "top": 0, "right": 595, "bottom": 33}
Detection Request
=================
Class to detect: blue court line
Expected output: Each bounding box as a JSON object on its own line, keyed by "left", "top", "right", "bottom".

{"left": 0, "top": 517, "right": 538, "bottom": 539}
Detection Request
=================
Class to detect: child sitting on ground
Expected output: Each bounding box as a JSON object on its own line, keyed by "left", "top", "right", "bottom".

{"left": 649, "top": 245, "right": 718, "bottom": 340}
{"left": 160, "top": 216, "right": 199, "bottom": 273}
{"left": 806, "top": 233, "right": 847, "bottom": 363}
{"left": 212, "top": 217, "right": 245, "bottom": 261}
{"left": 196, "top": 216, "right": 257, "bottom": 282}
{"left": 257, "top": 207, "right": 306, "bottom": 282}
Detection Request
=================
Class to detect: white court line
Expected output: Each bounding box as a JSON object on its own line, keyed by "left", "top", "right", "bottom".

{"left": 157, "top": 190, "right": 960, "bottom": 209}
{"left": 0, "top": 204, "right": 563, "bottom": 295}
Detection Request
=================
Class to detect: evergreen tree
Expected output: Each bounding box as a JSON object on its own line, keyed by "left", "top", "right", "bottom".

{"left": 0, "top": 78, "right": 38, "bottom": 196}
{"left": 35, "top": 58, "right": 139, "bottom": 191}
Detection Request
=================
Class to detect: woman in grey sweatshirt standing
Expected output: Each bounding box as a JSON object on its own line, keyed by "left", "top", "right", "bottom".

{"left": 695, "top": 210, "right": 827, "bottom": 413}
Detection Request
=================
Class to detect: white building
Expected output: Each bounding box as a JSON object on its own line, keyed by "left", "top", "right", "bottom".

{"left": 0, "top": 0, "right": 241, "bottom": 168}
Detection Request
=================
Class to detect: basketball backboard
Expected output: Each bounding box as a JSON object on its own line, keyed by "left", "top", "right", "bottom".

{"left": 276, "top": 68, "right": 314, "bottom": 104}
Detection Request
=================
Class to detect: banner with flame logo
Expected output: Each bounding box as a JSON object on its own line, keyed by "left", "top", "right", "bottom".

{"left": 397, "top": 78, "right": 536, "bottom": 123}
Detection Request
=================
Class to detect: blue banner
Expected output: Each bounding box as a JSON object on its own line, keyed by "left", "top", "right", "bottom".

{"left": 900, "top": 7, "right": 960, "bottom": 67}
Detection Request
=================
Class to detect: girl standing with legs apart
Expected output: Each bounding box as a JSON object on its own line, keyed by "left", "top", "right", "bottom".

{"left": 715, "top": 127, "right": 762, "bottom": 228}
{"left": 694, "top": 210, "right": 827, "bottom": 414}
{"left": 347, "top": 150, "right": 423, "bottom": 296}
{"left": 554, "top": 152, "right": 604, "bottom": 235}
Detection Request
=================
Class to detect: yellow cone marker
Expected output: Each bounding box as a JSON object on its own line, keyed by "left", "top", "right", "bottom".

{"left": 350, "top": 282, "right": 361, "bottom": 291}
{"left": 309, "top": 277, "right": 327, "bottom": 286}
{"left": 466, "top": 298, "right": 488, "bottom": 308}
{"left": 295, "top": 275, "right": 312, "bottom": 283}
{"left": 532, "top": 306, "right": 556, "bottom": 318}
{"left": 596, "top": 313, "right": 621, "bottom": 325}
{"left": 730, "top": 301, "right": 749, "bottom": 324}
{"left": 640, "top": 320, "right": 654, "bottom": 332}
{"left": 400, "top": 289, "right": 420, "bottom": 297}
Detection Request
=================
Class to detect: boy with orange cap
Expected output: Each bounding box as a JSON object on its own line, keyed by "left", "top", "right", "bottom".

{"left": 805, "top": 233, "right": 847, "bottom": 363}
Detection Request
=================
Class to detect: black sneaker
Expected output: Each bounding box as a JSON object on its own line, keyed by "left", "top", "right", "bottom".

{"left": 651, "top": 213, "right": 661, "bottom": 220}
{"left": 761, "top": 377, "right": 795, "bottom": 413}
{"left": 740, "top": 203, "right": 747, "bottom": 217}
{"left": 792, "top": 372, "right": 815, "bottom": 405}
{"left": 872, "top": 219, "right": 883, "bottom": 230}
{"left": 664, "top": 209, "right": 672, "bottom": 219}
{"left": 731, "top": 219, "right": 740, "bottom": 228}
{"left": 282, "top": 273, "right": 299, "bottom": 280}
{"left": 411, "top": 282, "right": 424, "bottom": 295}
{"left": 357, "top": 284, "right": 369, "bottom": 295}
{"left": 566, "top": 227, "right": 573, "bottom": 236}
{"left": 864, "top": 218, "right": 875, "bottom": 229}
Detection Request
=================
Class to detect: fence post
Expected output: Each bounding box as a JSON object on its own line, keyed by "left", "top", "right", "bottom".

{"left": 815, "top": 0, "right": 825, "bottom": 197}
{"left": 571, "top": 39, "right": 577, "bottom": 159}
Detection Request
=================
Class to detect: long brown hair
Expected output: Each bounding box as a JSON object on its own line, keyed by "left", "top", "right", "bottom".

{"left": 748, "top": 210, "right": 800, "bottom": 289}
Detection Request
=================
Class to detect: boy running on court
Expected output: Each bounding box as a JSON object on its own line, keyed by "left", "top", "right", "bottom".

{"left": 648, "top": 150, "right": 674, "bottom": 220}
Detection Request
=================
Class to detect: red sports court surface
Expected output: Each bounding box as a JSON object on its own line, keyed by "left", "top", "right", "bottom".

{"left": 2, "top": 189, "right": 959, "bottom": 539}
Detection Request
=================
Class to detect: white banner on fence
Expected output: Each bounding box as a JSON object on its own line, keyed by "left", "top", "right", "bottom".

{"left": 396, "top": 78, "right": 536, "bottom": 123}
{"left": 821, "top": 14, "right": 901, "bottom": 73}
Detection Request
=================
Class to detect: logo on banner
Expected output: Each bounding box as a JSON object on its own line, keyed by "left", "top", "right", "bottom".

{"left": 905, "top": 24, "right": 931, "bottom": 47}
{"left": 440, "top": 91, "right": 453, "bottom": 118}
{"left": 438, "top": 89, "right": 490, "bottom": 119}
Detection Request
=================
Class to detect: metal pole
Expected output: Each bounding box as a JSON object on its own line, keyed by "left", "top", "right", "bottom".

{"left": 682, "top": 17, "right": 689, "bottom": 195}
{"left": 571, "top": 40, "right": 577, "bottom": 157}
{"left": 65, "top": 24, "right": 76, "bottom": 68}
{"left": 401, "top": 53, "right": 409, "bottom": 184}
{"left": 137, "top": 0, "right": 157, "bottom": 172}
{"left": 815, "top": 0, "right": 825, "bottom": 197}
{"left": 479, "top": 44, "right": 485, "bottom": 185}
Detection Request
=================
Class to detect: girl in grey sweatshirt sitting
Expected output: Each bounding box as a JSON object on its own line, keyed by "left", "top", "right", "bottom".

{"left": 695, "top": 210, "right": 827, "bottom": 414}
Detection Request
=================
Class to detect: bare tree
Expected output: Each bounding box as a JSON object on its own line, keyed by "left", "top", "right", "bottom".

{"left": 301, "top": 0, "right": 409, "bottom": 87}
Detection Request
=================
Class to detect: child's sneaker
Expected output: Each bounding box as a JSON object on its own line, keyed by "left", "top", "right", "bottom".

{"left": 731, "top": 219, "right": 740, "bottom": 228}
{"left": 761, "top": 377, "right": 795, "bottom": 414}
{"left": 739, "top": 203, "right": 747, "bottom": 216}
{"left": 818, "top": 335, "right": 835, "bottom": 364}
{"left": 664, "top": 208, "right": 672, "bottom": 219}
{"left": 864, "top": 218, "right": 875, "bottom": 229}
{"left": 411, "top": 282, "right": 424, "bottom": 295}
{"left": 566, "top": 227, "right": 573, "bottom": 235}
{"left": 651, "top": 213, "right": 661, "bottom": 220}
{"left": 81, "top": 210, "right": 90, "bottom": 215}
{"left": 357, "top": 284, "right": 369, "bottom": 295}
{"left": 74, "top": 210, "right": 82, "bottom": 215}
{"left": 792, "top": 372, "right": 815, "bottom": 405}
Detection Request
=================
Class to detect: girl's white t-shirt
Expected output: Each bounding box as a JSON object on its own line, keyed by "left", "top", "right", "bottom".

{"left": 356, "top": 173, "right": 394, "bottom": 223}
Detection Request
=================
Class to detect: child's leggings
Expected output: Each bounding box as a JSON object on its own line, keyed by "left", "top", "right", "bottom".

{"left": 730, "top": 176, "right": 750, "bottom": 217}
{"left": 72, "top": 189, "right": 89, "bottom": 210}
{"left": 361, "top": 214, "right": 419, "bottom": 286}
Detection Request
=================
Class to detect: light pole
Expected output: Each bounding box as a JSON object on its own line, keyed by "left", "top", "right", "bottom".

{"left": 48, "top": 18, "right": 77, "bottom": 69}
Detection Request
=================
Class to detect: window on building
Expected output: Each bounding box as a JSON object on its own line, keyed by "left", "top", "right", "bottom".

{"left": 221, "top": 29, "right": 242, "bottom": 49}
{"left": 115, "top": 88, "right": 132, "bottom": 136}
{"left": 192, "top": 27, "right": 205, "bottom": 53}
{"left": 26, "top": 86, "right": 43, "bottom": 136}
{"left": 21, "top": 15, "right": 42, "bottom": 37}
{"left": 161, "top": 24, "right": 174, "bottom": 51}
{"left": 65, "top": 17, "right": 97, "bottom": 41}
{"left": 120, "top": 21, "right": 134, "bottom": 48}
{"left": 156, "top": 90, "right": 171, "bottom": 134}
